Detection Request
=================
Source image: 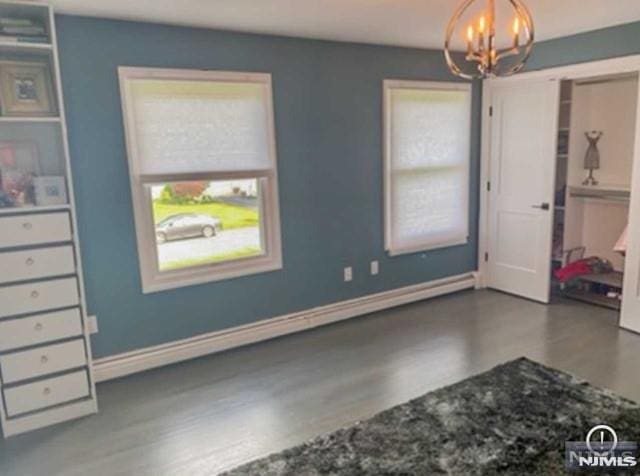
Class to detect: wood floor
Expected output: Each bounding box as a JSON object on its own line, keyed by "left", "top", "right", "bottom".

{"left": 1, "top": 289, "right": 639, "bottom": 476}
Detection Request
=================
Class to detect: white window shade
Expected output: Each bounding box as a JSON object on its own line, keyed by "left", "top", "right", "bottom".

{"left": 128, "top": 80, "right": 272, "bottom": 176}
{"left": 385, "top": 82, "right": 471, "bottom": 255}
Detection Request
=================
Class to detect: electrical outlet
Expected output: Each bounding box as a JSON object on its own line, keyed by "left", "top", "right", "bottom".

{"left": 344, "top": 266, "right": 353, "bottom": 282}
{"left": 370, "top": 261, "right": 379, "bottom": 275}
{"left": 87, "top": 315, "right": 99, "bottom": 335}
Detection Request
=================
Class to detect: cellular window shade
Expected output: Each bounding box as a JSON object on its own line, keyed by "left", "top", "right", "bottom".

{"left": 128, "top": 80, "right": 272, "bottom": 175}
{"left": 388, "top": 86, "right": 471, "bottom": 253}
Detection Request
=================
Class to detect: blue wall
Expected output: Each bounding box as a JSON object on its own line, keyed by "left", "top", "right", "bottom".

{"left": 57, "top": 14, "right": 640, "bottom": 360}
{"left": 56, "top": 16, "right": 481, "bottom": 358}
{"left": 527, "top": 21, "right": 640, "bottom": 70}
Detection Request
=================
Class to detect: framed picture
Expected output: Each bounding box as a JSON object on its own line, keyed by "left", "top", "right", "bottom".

{"left": 0, "top": 140, "right": 40, "bottom": 207}
{"left": 0, "top": 61, "right": 56, "bottom": 116}
{"left": 33, "top": 176, "right": 67, "bottom": 206}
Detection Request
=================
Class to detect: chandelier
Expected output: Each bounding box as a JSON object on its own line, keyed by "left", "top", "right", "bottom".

{"left": 444, "top": 0, "right": 535, "bottom": 79}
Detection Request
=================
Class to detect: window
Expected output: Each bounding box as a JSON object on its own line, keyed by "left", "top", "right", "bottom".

{"left": 383, "top": 80, "right": 471, "bottom": 256}
{"left": 119, "top": 68, "right": 282, "bottom": 292}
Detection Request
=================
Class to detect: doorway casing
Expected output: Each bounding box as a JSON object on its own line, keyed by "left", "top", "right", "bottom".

{"left": 477, "top": 55, "right": 640, "bottom": 333}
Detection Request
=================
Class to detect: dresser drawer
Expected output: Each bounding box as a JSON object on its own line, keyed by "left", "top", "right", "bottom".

{"left": 0, "top": 339, "right": 86, "bottom": 384}
{"left": 0, "top": 277, "right": 79, "bottom": 319}
{"left": 0, "top": 309, "right": 82, "bottom": 352}
{"left": 0, "top": 213, "right": 72, "bottom": 249}
{"left": 0, "top": 246, "right": 75, "bottom": 285}
{"left": 3, "top": 370, "right": 90, "bottom": 417}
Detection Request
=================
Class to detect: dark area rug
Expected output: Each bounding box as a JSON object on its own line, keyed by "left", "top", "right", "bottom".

{"left": 221, "top": 358, "right": 640, "bottom": 475}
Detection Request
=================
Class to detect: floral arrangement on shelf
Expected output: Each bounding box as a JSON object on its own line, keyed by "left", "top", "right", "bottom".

{"left": 0, "top": 141, "right": 37, "bottom": 208}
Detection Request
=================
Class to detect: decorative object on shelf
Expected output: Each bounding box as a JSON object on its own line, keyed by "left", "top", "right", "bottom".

{"left": 33, "top": 175, "right": 66, "bottom": 206}
{"left": 444, "top": 0, "right": 534, "bottom": 79}
{"left": 583, "top": 131, "right": 603, "bottom": 186}
{"left": 0, "top": 60, "right": 56, "bottom": 116}
{"left": 0, "top": 140, "right": 40, "bottom": 208}
{"left": 0, "top": 16, "right": 47, "bottom": 43}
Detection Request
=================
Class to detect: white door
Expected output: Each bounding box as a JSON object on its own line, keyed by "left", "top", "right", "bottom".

{"left": 620, "top": 81, "right": 640, "bottom": 332}
{"left": 486, "top": 79, "right": 560, "bottom": 303}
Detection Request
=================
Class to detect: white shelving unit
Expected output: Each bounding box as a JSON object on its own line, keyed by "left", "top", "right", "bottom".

{"left": 0, "top": 0, "right": 97, "bottom": 437}
{"left": 0, "top": 116, "right": 61, "bottom": 123}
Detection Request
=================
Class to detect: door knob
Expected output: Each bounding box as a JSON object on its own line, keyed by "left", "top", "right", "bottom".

{"left": 532, "top": 203, "right": 550, "bottom": 211}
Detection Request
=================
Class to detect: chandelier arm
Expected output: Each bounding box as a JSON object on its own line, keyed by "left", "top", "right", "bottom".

{"left": 494, "top": 0, "right": 535, "bottom": 77}
{"left": 495, "top": 47, "right": 519, "bottom": 62}
{"left": 444, "top": 0, "right": 477, "bottom": 79}
{"left": 509, "top": 0, "right": 535, "bottom": 63}
{"left": 501, "top": 60, "right": 528, "bottom": 77}
{"left": 466, "top": 51, "right": 484, "bottom": 62}
{"left": 511, "top": 0, "right": 535, "bottom": 42}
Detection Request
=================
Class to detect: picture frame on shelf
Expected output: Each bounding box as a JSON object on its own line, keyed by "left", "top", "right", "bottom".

{"left": 33, "top": 175, "right": 66, "bottom": 206}
{"left": 0, "top": 60, "right": 56, "bottom": 117}
{"left": 0, "top": 140, "right": 40, "bottom": 208}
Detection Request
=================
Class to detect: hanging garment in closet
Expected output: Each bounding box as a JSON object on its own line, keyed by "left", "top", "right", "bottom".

{"left": 614, "top": 225, "right": 628, "bottom": 255}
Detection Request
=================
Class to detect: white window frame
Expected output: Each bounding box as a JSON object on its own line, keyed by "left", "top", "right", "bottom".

{"left": 383, "top": 79, "right": 471, "bottom": 256}
{"left": 119, "top": 67, "right": 282, "bottom": 293}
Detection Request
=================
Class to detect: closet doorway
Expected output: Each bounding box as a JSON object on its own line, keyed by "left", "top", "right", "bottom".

{"left": 479, "top": 56, "right": 640, "bottom": 333}
{"left": 552, "top": 74, "right": 637, "bottom": 312}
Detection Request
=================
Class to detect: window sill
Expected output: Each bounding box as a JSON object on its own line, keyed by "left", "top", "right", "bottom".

{"left": 141, "top": 255, "right": 283, "bottom": 294}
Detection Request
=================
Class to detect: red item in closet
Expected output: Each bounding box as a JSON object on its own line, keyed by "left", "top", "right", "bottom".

{"left": 554, "top": 260, "right": 593, "bottom": 283}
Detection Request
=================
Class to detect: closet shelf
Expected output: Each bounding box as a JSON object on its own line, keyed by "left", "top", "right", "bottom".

{"left": 564, "top": 289, "right": 621, "bottom": 310}
{"left": 0, "top": 204, "right": 70, "bottom": 216}
{"left": 577, "top": 271, "right": 624, "bottom": 288}
{"left": 569, "top": 185, "right": 630, "bottom": 203}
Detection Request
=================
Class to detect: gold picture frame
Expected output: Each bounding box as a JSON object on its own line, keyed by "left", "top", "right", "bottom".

{"left": 0, "top": 61, "right": 56, "bottom": 117}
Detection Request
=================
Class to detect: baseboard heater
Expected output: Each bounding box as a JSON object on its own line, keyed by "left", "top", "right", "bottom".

{"left": 93, "top": 271, "right": 479, "bottom": 382}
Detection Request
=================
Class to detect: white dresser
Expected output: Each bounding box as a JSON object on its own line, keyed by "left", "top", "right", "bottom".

{"left": 0, "top": 1, "right": 97, "bottom": 437}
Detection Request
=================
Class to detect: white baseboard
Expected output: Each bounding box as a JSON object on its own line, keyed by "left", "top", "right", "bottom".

{"left": 93, "top": 272, "right": 478, "bottom": 382}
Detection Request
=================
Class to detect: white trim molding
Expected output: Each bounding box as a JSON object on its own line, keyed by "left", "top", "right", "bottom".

{"left": 118, "top": 67, "right": 283, "bottom": 294}
{"left": 94, "top": 272, "right": 478, "bottom": 382}
{"left": 383, "top": 79, "right": 472, "bottom": 257}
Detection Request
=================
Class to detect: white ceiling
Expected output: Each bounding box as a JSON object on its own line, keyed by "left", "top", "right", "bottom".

{"left": 50, "top": 0, "right": 640, "bottom": 49}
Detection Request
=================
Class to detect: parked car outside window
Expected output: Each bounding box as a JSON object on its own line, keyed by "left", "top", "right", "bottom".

{"left": 155, "top": 213, "right": 222, "bottom": 244}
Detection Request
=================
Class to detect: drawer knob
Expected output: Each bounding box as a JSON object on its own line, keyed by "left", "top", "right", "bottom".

{"left": 25, "top": 258, "right": 34, "bottom": 266}
{"left": 40, "top": 355, "right": 49, "bottom": 364}
{"left": 31, "top": 291, "right": 40, "bottom": 299}
{"left": 22, "top": 222, "right": 33, "bottom": 230}
{"left": 34, "top": 322, "right": 43, "bottom": 331}
{"left": 43, "top": 387, "right": 51, "bottom": 396}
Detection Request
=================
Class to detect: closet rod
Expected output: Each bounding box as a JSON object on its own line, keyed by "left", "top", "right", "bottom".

{"left": 569, "top": 189, "right": 630, "bottom": 203}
